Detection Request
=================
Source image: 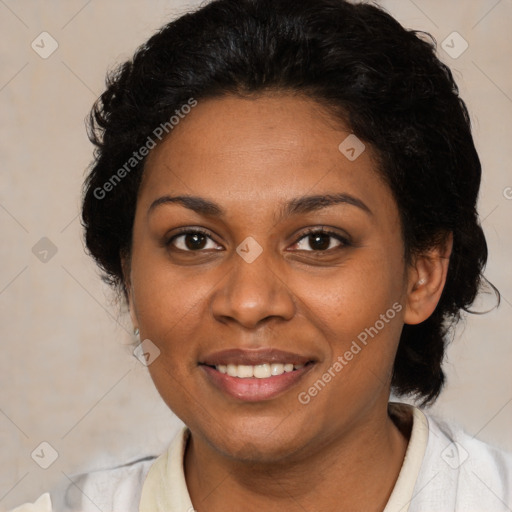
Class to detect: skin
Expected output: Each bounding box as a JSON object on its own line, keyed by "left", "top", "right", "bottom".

{"left": 125, "top": 93, "right": 452, "bottom": 511}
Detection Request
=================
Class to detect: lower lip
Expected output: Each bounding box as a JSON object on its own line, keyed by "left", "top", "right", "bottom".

{"left": 201, "top": 365, "right": 313, "bottom": 402}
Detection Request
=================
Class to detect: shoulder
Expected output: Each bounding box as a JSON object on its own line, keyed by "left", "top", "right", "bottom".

{"left": 9, "top": 428, "right": 190, "bottom": 512}
{"left": 426, "top": 411, "right": 512, "bottom": 476}
{"left": 411, "top": 409, "right": 512, "bottom": 511}
{"left": 49, "top": 454, "right": 157, "bottom": 512}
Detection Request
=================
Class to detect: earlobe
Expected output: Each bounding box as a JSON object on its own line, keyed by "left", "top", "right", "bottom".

{"left": 403, "top": 232, "right": 453, "bottom": 325}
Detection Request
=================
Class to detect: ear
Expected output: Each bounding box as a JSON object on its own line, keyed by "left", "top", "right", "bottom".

{"left": 121, "top": 253, "right": 138, "bottom": 330}
{"left": 403, "top": 232, "right": 453, "bottom": 325}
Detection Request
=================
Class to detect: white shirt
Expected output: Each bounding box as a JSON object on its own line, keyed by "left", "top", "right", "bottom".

{"left": 10, "top": 402, "right": 512, "bottom": 512}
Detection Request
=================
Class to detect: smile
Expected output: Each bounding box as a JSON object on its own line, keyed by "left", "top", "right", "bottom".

{"left": 214, "top": 363, "right": 305, "bottom": 378}
{"left": 199, "top": 348, "right": 316, "bottom": 401}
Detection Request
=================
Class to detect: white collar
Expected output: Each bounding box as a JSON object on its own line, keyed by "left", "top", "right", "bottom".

{"left": 139, "top": 402, "right": 428, "bottom": 512}
{"left": 383, "top": 403, "right": 429, "bottom": 512}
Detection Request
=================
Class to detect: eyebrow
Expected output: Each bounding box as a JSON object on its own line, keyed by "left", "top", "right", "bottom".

{"left": 147, "top": 192, "right": 372, "bottom": 220}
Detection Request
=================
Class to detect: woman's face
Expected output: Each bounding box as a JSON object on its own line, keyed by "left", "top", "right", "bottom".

{"left": 127, "top": 93, "right": 414, "bottom": 462}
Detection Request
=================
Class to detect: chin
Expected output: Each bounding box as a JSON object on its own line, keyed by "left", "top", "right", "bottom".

{"left": 218, "top": 435, "right": 305, "bottom": 465}
{"left": 196, "top": 415, "right": 314, "bottom": 464}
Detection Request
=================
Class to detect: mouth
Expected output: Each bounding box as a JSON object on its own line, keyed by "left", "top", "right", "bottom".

{"left": 199, "top": 348, "right": 316, "bottom": 402}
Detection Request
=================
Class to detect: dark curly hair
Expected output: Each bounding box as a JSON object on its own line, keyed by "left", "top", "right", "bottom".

{"left": 81, "top": 0, "right": 498, "bottom": 406}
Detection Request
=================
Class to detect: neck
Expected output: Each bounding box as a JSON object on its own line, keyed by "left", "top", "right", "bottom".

{"left": 184, "top": 402, "right": 411, "bottom": 512}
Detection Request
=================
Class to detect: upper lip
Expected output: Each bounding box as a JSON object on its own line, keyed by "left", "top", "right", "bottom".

{"left": 200, "top": 348, "right": 314, "bottom": 366}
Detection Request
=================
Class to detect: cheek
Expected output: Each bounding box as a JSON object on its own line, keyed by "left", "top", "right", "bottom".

{"left": 303, "top": 252, "right": 404, "bottom": 335}
{"left": 300, "top": 255, "right": 406, "bottom": 401}
{"left": 132, "top": 262, "right": 213, "bottom": 417}
{"left": 129, "top": 250, "right": 212, "bottom": 360}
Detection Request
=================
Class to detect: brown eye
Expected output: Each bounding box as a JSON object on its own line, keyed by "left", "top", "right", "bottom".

{"left": 293, "top": 228, "right": 350, "bottom": 252}
{"left": 166, "top": 229, "right": 221, "bottom": 251}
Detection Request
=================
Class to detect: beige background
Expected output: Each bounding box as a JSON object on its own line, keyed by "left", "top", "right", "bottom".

{"left": 1, "top": 0, "right": 511, "bottom": 508}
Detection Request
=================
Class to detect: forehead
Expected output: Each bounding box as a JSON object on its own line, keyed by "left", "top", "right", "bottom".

{"left": 138, "top": 93, "right": 394, "bottom": 221}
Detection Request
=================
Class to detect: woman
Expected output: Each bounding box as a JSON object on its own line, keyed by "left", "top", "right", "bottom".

{"left": 12, "top": 0, "right": 512, "bottom": 510}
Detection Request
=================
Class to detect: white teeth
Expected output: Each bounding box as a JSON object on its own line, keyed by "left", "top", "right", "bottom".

{"left": 237, "top": 365, "right": 254, "bottom": 378}
{"left": 214, "top": 362, "right": 306, "bottom": 378}
{"left": 270, "top": 363, "right": 284, "bottom": 375}
{"left": 253, "top": 364, "right": 271, "bottom": 378}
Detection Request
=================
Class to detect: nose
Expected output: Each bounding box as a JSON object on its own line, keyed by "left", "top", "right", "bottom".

{"left": 210, "top": 244, "right": 296, "bottom": 330}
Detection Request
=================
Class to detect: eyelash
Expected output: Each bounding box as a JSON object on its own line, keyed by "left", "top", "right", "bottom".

{"left": 295, "top": 227, "right": 351, "bottom": 251}
{"left": 165, "top": 227, "right": 351, "bottom": 253}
